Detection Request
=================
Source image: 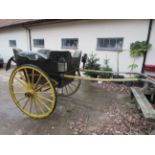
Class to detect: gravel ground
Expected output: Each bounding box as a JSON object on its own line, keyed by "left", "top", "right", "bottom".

{"left": 69, "top": 82, "right": 155, "bottom": 135}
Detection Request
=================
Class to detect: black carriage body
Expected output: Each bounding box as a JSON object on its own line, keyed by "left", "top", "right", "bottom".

{"left": 13, "top": 49, "right": 81, "bottom": 87}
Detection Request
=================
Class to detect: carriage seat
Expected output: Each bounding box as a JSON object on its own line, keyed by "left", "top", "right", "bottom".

{"left": 38, "top": 49, "right": 81, "bottom": 60}
{"left": 37, "top": 49, "right": 52, "bottom": 59}
{"left": 38, "top": 49, "right": 73, "bottom": 62}
{"left": 38, "top": 49, "right": 81, "bottom": 69}
{"left": 13, "top": 48, "right": 49, "bottom": 61}
{"left": 13, "top": 49, "right": 81, "bottom": 68}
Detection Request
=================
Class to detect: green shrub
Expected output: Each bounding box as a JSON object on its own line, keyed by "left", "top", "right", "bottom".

{"left": 99, "top": 58, "right": 113, "bottom": 78}
{"left": 128, "top": 63, "right": 138, "bottom": 71}
{"left": 130, "top": 41, "right": 151, "bottom": 57}
{"left": 129, "top": 41, "right": 151, "bottom": 73}
{"left": 99, "top": 65, "right": 113, "bottom": 78}
{"left": 85, "top": 54, "right": 100, "bottom": 77}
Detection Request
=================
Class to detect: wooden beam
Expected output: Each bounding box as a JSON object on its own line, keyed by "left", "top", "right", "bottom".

{"left": 131, "top": 87, "right": 155, "bottom": 119}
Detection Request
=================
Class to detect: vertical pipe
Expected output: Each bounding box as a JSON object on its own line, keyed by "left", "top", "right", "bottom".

{"left": 23, "top": 25, "right": 32, "bottom": 51}
{"left": 141, "top": 19, "right": 153, "bottom": 73}
{"left": 117, "top": 51, "right": 119, "bottom": 75}
{"left": 28, "top": 28, "right": 32, "bottom": 51}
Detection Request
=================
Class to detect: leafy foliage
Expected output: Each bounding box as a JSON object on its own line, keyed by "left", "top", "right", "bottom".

{"left": 99, "top": 58, "right": 113, "bottom": 78}
{"left": 130, "top": 41, "right": 151, "bottom": 57}
{"left": 85, "top": 54, "right": 113, "bottom": 78}
{"left": 129, "top": 41, "right": 151, "bottom": 72}
{"left": 85, "top": 54, "right": 100, "bottom": 77}
{"left": 128, "top": 63, "right": 138, "bottom": 71}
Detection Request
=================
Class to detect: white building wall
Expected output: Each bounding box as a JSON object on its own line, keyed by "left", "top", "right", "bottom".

{"left": 0, "top": 27, "right": 29, "bottom": 62}
{"left": 31, "top": 20, "right": 149, "bottom": 72}
{"left": 0, "top": 20, "right": 151, "bottom": 73}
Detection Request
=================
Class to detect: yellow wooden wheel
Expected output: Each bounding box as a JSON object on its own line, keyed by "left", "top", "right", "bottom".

{"left": 57, "top": 70, "right": 81, "bottom": 97}
{"left": 9, "top": 65, "right": 57, "bottom": 119}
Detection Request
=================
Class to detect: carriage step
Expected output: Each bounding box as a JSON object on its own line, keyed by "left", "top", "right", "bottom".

{"left": 130, "top": 87, "right": 155, "bottom": 120}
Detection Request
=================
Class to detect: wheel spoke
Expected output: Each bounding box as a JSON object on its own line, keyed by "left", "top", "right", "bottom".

{"left": 18, "top": 71, "right": 23, "bottom": 78}
{"left": 29, "top": 97, "right": 33, "bottom": 114}
{"left": 41, "top": 87, "right": 51, "bottom": 92}
{"left": 17, "top": 96, "right": 27, "bottom": 103}
{"left": 37, "top": 92, "right": 53, "bottom": 97}
{"left": 19, "top": 71, "right": 26, "bottom": 81}
{"left": 36, "top": 97, "right": 51, "bottom": 111}
{"left": 22, "top": 97, "right": 30, "bottom": 109}
{"left": 33, "top": 98, "right": 39, "bottom": 114}
{"left": 68, "top": 84, "right": 73, "bottom": 92}
{"left": 33, "top": 74, "right": 42, "bottom": 89}
{"left": 35, "top": 82, "right": 49, "bottom": 91}
{"left": 31, "top": 69, "right": 35, "bottom": 84}
{"left": 37, "top": 93, "right": 53, "bottom": 103}
{"left": 13, "top": 84, "right": 27, "bottom": 91}
{"left": 35, "top": 98, "right": 45, "bottom": 114}
{"left": 64, "top": 86, "right": 68, "bottom": 95}
{"left": 70, "top": 82, "right": 77, "bottom": 87}
{"left": 14, "top": 92, "right": 25, "bottom": 94}
{"left": 37, "top": 92, "right": 52, "bottom": 94}
{"left": 24, "top": 69, "right": 30, "bottom": 84}
{"left": 15, "top": 77, "right": 27, "bottom": 88}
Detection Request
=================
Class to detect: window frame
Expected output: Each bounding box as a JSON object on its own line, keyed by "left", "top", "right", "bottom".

{"left": 61, "top": 38, "right": 79, "bottom": 49}
{"left": 33, "top": 39, "right": 45, "bottom": 48}
{"left": 9, "top": 40, "right": 17, "bottom": 47}
{"left": 96, "top": 37, "right": 124, "bottom": 51}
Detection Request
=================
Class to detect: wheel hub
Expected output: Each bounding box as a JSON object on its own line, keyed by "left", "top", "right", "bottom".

{"left": 25, "top": 90, "right": 35, "bottom": 97}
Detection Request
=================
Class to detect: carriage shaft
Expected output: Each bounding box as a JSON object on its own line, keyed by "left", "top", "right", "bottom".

{"left": 79, "top": 68, "right": 139, "bottom": 75}
{"left": 64, "top": 74, "right": 139, "bottom": 82}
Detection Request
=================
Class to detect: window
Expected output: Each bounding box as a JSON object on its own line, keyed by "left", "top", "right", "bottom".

{"left": 33, "top": 39, "right": 44, "bottom": 47}
{"left": 62, "top": 38, "right": 78, "bottom": 49}
{"left": 97, "top": 38, "right": 123, "bottom": 51}
{"left": 9, "top": 40, "right": 16, "bottom": 47}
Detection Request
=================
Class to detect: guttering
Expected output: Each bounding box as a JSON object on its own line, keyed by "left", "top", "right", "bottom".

{"left": 141, "top": 19, "right": 153, "bottom": 73}
{"left": 0, "top": 19, "right": 84, "bottom": 30}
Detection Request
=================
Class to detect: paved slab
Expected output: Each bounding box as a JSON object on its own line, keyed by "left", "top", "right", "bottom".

{"left": 0, "top": 68, "right": 155, "bottom": 135}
